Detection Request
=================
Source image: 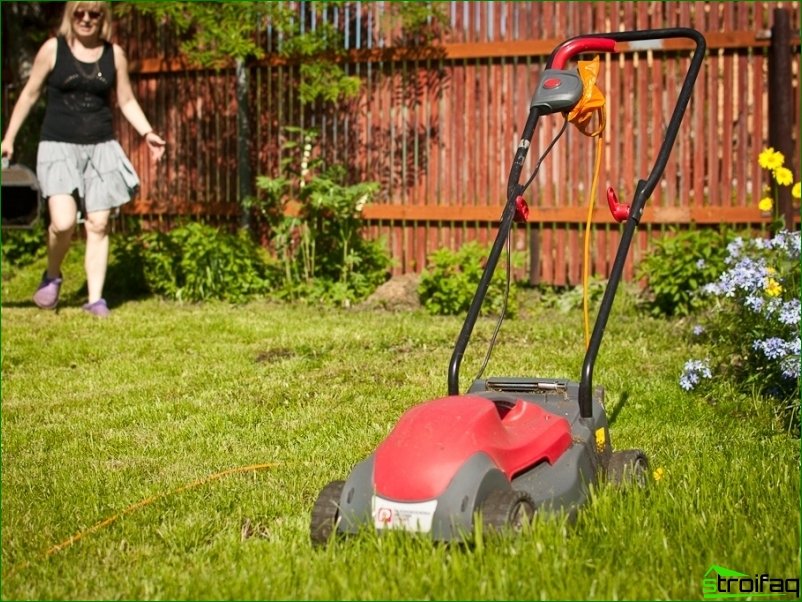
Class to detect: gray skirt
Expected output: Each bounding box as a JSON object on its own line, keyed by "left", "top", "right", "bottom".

{"left": 36, "top": 140, "right": 140, "bottom": 214}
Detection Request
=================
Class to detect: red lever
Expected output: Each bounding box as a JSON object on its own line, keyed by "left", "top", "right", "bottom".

{"left": 551, "top": 37, "right": 617, "bottom": 70}
{"left": 606, "top": 187, "right": 630, "bottom": 223}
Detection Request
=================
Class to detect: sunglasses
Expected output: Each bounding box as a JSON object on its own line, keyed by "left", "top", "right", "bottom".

{"left": 74, "top": 9, "right": 103, "bottom": 21}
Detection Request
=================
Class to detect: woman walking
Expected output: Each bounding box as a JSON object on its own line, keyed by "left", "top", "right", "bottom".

{"left": 1, "top": 1, "right": 165, "bottom": 316}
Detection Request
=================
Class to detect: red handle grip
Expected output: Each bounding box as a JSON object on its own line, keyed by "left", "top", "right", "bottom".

{"left": 551, "top": 37, "right": 617, "bottom": 70}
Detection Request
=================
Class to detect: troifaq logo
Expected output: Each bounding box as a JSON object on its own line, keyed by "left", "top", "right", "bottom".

{"left": 703, "top": 565, "right": 800, "bottom": 599}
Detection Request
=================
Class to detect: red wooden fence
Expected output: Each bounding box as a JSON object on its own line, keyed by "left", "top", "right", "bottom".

{"left": 16, "top": 2, "right": 802, "bottom": 285}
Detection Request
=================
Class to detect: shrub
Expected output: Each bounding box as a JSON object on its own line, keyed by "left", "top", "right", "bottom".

{"left": 680, "top": 230, "right": 800, "bottom": 429}
{"left": 418, "top": 241, "right": 518, "bottom": 317}
{"left": 254, "top": 128, "right": 392, "bottom": 306}
{"left": 137, "top": 222, "right": 276, "bottom": 303}
{"left": 637, "top": 227, "right": 737, "bottom": 317}
{"left": 1, "top": 223, "right": 46, "bottom": 268}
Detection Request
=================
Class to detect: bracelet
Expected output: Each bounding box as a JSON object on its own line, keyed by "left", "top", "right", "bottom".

{"left": 142, "top": 130, "right": 154, "bottom": 138}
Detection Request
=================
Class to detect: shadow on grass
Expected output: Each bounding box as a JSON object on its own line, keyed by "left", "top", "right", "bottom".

{"left": 607, "top": 391, "right": 630, "bottom": 427}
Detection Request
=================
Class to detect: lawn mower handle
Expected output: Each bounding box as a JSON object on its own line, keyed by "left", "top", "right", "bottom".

{"left": 447, "top": 28, "right": 706, "bottom": 419}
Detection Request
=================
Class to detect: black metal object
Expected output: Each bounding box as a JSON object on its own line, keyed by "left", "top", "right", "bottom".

{"left": 447, "top": 28, "right": 706, "bottom": 419}
{"left": 1, "top": 162, "right": 41, "bottom": 229}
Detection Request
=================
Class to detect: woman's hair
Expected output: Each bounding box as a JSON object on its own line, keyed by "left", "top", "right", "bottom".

{"left": 58, "top": 2, "right": 113, "bottom": 42}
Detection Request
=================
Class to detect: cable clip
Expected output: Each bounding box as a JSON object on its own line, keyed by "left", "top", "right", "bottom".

{"left": 606, "top": 186, "right": 630, "bottom": 223}
{"left": 514, "top": 195, "right": 529, "bottom": 223}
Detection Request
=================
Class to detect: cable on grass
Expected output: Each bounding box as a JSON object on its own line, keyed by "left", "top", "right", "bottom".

{"left": 6, "top": 462, "right": 279, "bottom": 577}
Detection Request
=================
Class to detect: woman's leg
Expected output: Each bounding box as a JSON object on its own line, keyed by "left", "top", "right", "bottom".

{"left": 45, "top": 194, "right": 78, "bottom": 278}
{"left": 83, "top": 209, "right": 111, "bottom": 304}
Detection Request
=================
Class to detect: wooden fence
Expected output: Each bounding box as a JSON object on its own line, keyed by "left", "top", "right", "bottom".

{"left": 23, "top": 2, "right": 802, "bottom": 285}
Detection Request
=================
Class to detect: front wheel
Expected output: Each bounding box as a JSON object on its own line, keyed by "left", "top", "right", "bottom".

{"left": 606, "top": 449, "right": 649, "bottom": 488}
{"left": 310, "top": 480, "right": 345, "bottom": 545}
{"left": 480, "top": 489, "right": 535, "bottom": 533}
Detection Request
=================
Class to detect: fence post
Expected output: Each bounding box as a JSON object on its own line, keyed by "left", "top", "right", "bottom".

{"left": 768, "top": 8, "right": 794, "bottom": 231}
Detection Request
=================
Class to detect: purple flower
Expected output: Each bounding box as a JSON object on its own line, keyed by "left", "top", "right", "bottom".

{"left": 692, "top": 325, "right": 705, "bottom": 336}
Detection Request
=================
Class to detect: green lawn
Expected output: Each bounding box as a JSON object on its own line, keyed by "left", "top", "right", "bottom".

{"left": 1, "top": 258, "right": 799, "bottom": 600}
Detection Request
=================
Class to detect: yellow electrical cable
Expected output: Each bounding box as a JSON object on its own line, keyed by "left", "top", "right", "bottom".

{"left": 566, "top": 56, "right": 607, "bottom": 348}
{"left": 7, "top": 462, "right": 279, "bottom": 577}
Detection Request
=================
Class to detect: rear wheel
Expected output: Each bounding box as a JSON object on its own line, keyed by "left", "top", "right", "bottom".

{"left": 480, "top": 489, "right": 535, "bottom": 533}
{"left": 310, "top": 480, "right": 345, "bottom": 545}
{"left": 606, "top": 449, "right": 649, "bottom": 488}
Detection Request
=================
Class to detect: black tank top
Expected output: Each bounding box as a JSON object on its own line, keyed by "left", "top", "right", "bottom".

{"left": 40, "top": 36, "right": 116, "bottom": 144}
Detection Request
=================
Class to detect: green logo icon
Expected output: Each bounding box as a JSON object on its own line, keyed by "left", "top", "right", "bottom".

{"left": 703, "top": 565, "right": 800, "bottom": 599}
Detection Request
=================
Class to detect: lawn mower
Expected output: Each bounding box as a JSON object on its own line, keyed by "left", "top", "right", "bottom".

{"left": 310, "top": 28, "right": 705, "bottom": 543}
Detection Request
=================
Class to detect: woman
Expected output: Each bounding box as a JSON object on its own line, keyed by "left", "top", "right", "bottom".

{"left": 1, "top": 1, "right": 165, "bottom": 317}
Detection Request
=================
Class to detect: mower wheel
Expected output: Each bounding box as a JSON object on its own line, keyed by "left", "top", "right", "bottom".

{"left": 606, "top": 449, "right": 649, "bottom": 488}
{"left": 310, "top": 480, "right": 345, "bottom": 545}
{"left": 480, "top": 489, "right": 535, "bottom": 533}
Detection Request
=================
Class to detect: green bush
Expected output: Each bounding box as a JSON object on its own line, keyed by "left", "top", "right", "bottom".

{"left": 136, "top": 222, "right": 277, "bottom": 303}
{"left": 637, "top": 227, "right": 738, "bottom": 317}
{"left": 254, "top": 128, "right": 392, "bottom": 306}
{"left": 418, "top": 241, "right": 518, "bottom": 317}
{"left": 1, "top": 223, "right": 46, "bottom": 268}
{"left": 680, "top": 231, "right": 800, "bottom": 431}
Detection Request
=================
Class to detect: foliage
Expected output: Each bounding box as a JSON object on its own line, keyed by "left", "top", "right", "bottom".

{"left": 537, "top": 277, "right": 608, "bottom": 314}
{"left": 0, "top": 222, "right": 46, "bottom": 268}
{"left": 680, "top": 230, "right": 801, "bottom": 430}
{"left": 118, "top": 2, "right": 268, "bottom": 67}
{"left": 637, "top": 227, "right": 738, "bottom": 317}
{"left": 134, "top": 222, "right": 276, "bottom": 303}
{"left": 380, "top": 2, "right": 451, "bottom": 45}
{"left": 418, "top": 241, "right": 519, "bottom": 317}
{"left": 254, "top": 128, "right": 392, "bottom": 306}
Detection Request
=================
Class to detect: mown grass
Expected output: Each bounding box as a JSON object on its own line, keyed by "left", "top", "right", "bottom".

{"left": 1, "top": 253, "right": 799, "bottom": 600}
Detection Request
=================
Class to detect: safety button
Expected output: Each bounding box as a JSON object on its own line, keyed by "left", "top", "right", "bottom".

{"left": 543, "top": 77, "right": 562, "bottom": 90}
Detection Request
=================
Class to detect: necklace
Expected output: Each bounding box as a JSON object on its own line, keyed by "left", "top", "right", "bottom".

{"left": 73, "top": 57, "right": 101, "bottom": 80}
{"left": 70, "top": 43, "right": 104, "bottom": 80}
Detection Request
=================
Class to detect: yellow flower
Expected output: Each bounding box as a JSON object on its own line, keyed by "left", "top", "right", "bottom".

{"left": 793, "top": 182, "right": 801, "bottom": 199}
{"left": 758, "top": 197, "right": 773, "bottom": 212}
{"left": 758, "top": 147, "right": 784, "bottom": 171}
{"left": 774, "top": 166, "right": 793, "bottom": 187}
{"left": 653, "top": 467, "right": 665, "bottom": 482}
{"left": 765, "top": 278, "right": 782, "bottom": 297}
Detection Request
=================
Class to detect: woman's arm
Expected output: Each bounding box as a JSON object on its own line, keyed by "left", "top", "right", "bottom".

{"left": 1, "top": 38, "right": 57, "bottom": 160}
{"left": 114, "top": 44, "right": 165, "bottom": 162}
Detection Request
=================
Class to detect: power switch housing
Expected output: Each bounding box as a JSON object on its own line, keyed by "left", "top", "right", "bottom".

{"left": 530, "top": 69, "right": 584, "bottom": 114}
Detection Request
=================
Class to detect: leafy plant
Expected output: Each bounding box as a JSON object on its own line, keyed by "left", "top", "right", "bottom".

{"left": 418, "top": 242, "right": 518, "bottom": 317}
{"left": 680, "top": 230, "right": 800, "bottom": 430}
{"left": 1, "top": 223, "right": 46, "bottom": 268}
{"left": 637, "top": 227, "right": 738, "bottom": 317}
{"left": 136, "top": 222, "right": 277, "bottom": 303}
{"left": 254, "top": 128, "right": 391, "bottom": 306}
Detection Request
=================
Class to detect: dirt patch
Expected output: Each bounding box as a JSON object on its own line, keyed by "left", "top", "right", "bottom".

{"left": 359, "top": 274, "right": 422, "bottom": 311}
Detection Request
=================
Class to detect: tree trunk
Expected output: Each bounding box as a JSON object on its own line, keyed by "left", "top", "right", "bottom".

{"left": 236, "top": 57, "right": 254, "bottom": 231}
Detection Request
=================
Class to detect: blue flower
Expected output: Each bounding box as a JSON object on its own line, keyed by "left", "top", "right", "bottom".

{"left": 679, "top": 359, "right": 712, "bottom": 391}
{"left": 725, "top": 237, "right": 744, "bottom": 264}
{"left": 753, "top": 337, "right": 792, "bottom": 360}
{"left": 744, "top": 294, "right": 764, "bottom": 313}
{"left": 781, "top": 356, "right": 801, "bottom": 380}
{"left": 692, "top": 325, "right": 705, "bottom": 336}
{"left": 779, "top": 299, "right": 801, "bottom": 326}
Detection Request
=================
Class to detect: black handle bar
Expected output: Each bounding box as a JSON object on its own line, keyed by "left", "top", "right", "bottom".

{"left": 447, "top": 28, "right": 706, "bottom": 417}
